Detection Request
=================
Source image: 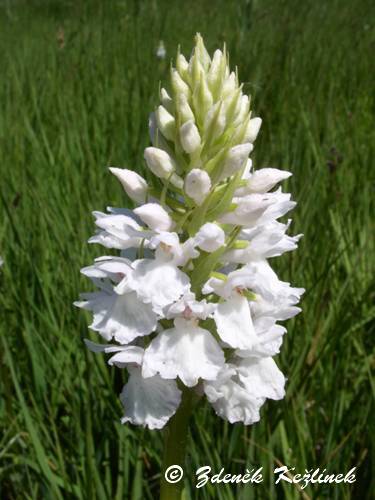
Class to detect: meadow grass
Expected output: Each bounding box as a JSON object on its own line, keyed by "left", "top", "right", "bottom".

{"left": 0, "top": 0, "right": 374, "bottom": 498}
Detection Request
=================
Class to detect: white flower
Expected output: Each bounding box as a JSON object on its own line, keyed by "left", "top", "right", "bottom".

{"left": 109, "top": 168, "right": 148, "bottom": 204}
{"left": 77, "top": 34, "right": 303, "bottom": 430}
{"left": 75, "top": 258, "right": 158, "bottom": 344}
{"left": 194, "top": 222, "right": 225, "bottom": 252}
{"left": 184, "top": 169, "right": 211, "bottom": 205}
{"left": 89, "top": 211, "right": 151, "bottom": 250}
{"left": 142, "top": 318, "right": 225, "bottom": 387}
{"left": 121, "top": 367, "right": 181, "bottom": 429}
{"left": 204, "top": 357, "right": 285, "bottom": 425}
{"left": 126, "top": 258, "right": 190, "bottom": 315}
{"left": 149, "top": 232, "right": 199, "bottom": 266}
{"left": 223, "top": 220, "right": 302, "bottom": 263}
{"left": 219, "top": 189, "right": 296, "bottom": 227}
{"left": 164, "top": 292, "right": 215, "bottom": 320}
{"left": 134, "top": 203, "right": 174, "bottom": 232}
{"left": 204, "top": 364, "right": 262, "bottom": 425}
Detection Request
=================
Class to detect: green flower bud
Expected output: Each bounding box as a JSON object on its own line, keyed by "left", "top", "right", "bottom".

{"left": 156, "top": 105, "right": 176, "bottom": 141}
{"left": 160, "top": 88, "right": 173, "bottom": 114}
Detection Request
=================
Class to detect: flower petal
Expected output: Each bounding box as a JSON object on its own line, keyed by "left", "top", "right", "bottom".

{"left": 214, "top": 294, "right": 257, "bottom": 350}
{"left": 120, "top": 367, "right": 182, "bottom": 429}
{"left": 237, "top": 357, "right": 285, "bottom": 400}
{"left": 77, "top": 289, "right": 158, "bottom": 344}
{"left": 142, "top": 318, "right": 225, "bottom": 387}
{"left": 127, "top": 259, "right": 190, "bottom": 314}
{"left": 204, "top": 364, "right": 263, "bottom": 425}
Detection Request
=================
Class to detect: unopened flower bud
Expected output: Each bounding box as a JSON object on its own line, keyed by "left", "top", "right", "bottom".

{"left": 207, "top": 49, "right": 225, "bottom": 95}
{"left": 109, "top": 168, "right": 148, "bottom": 204}
{"left": 176, "top": 53, "right": 189, "bottom": 77}
{"left": 222, "top": 72, "right": 237, "bottom": 98}
{"left": 233, "top": 95, "right": 250, "bottom": 126}
{"left": 134, "top": 203, "right": 174, "bottom": 231}
{"left": 184, "top": 168, "right": 211, "bottom": 205}
{"left": 193, "top": 75, "right": 213, "bottom": 120}
{"left": 180, "top": 120, "right": 201, "bottom": 154}
{"left": 144, "top": 147, "right": 175, "bottom": 179}
{"left": 220, "top": 143, "right": 253, "bottom": 180}
{"left": 160, "top": 88, "right": 173, "bottom": 114}
{"left": 204, "top": 101, "right": 226, "bottom": 141}
{"left": 248, "top": 168, "right": 292, "bottom": 193}
{"left": 171, "top": 68, "right": 190, "bottom": 98}
{"left": 244, "top": 117, "right": 262, "bottom": 144}
{"left": 177, "top": 94, "right": 195, "bottom": 124}
{"left": 194, "top": 33, "right": 211, "bottom": 70}
{"left": 156, "top": 105, "right": 175, "bottom": 141}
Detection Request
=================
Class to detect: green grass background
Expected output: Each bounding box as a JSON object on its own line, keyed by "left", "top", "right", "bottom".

{"left": 0, "top": 0, "right": 374, "bottom": 498}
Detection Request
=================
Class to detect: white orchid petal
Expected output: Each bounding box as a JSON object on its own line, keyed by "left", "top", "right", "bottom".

{"left": 142, "top": 318, "right": 225, "bottom": 387}
{"left": 204, "top": 364, "right": 262, "bottom": 425}
{"left": 214, "top": 294, "right": 257, "bottom": 350}
{"left": 77, "top": 289, "right": 157, "bottom": 344}
{"left": 120, "top": 367, "right": 181, "bottom": 429}
{"left": 237, "top": 357, "right": 285, "bottom": 400}
{"left": 108, "top": 346, "right": 144, "bottom": 366}
{"left": 127, "top": 259, "right": 190, "bottom": 314}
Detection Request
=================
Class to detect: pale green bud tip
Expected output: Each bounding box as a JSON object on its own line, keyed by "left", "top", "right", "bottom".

{"left": 176, "top": 53, "right": 189, "bottom": 77}
{"left": 156, "top": 105, "right": 176, "bottom": 141}
{"left": 160, "top": 88, "right": 173, "bottom": 112}
{"left": 171, "top": 68, "right": 190, "bottom": 97}
{"left": 194, "top": 33, "right": 211, "bottom": 70}
{"left": 177, "top": 94, "right": 195, "bottom": 124}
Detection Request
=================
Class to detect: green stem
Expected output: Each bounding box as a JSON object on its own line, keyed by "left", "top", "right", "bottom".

{"left": 159, "top": 389, "right": 197, "bottom": 500}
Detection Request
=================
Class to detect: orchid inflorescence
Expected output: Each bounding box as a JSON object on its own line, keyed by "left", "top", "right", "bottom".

{"left": 75, "top": 34, "right": 304, "bottom": 430}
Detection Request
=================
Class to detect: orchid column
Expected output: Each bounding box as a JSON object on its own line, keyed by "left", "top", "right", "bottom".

{"left": 75, "top": 34, "right": 304, "bottom": 500}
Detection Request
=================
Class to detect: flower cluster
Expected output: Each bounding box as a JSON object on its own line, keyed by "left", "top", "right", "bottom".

{"left": 75, "top": 34, "right": 304, "bottom": 429}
